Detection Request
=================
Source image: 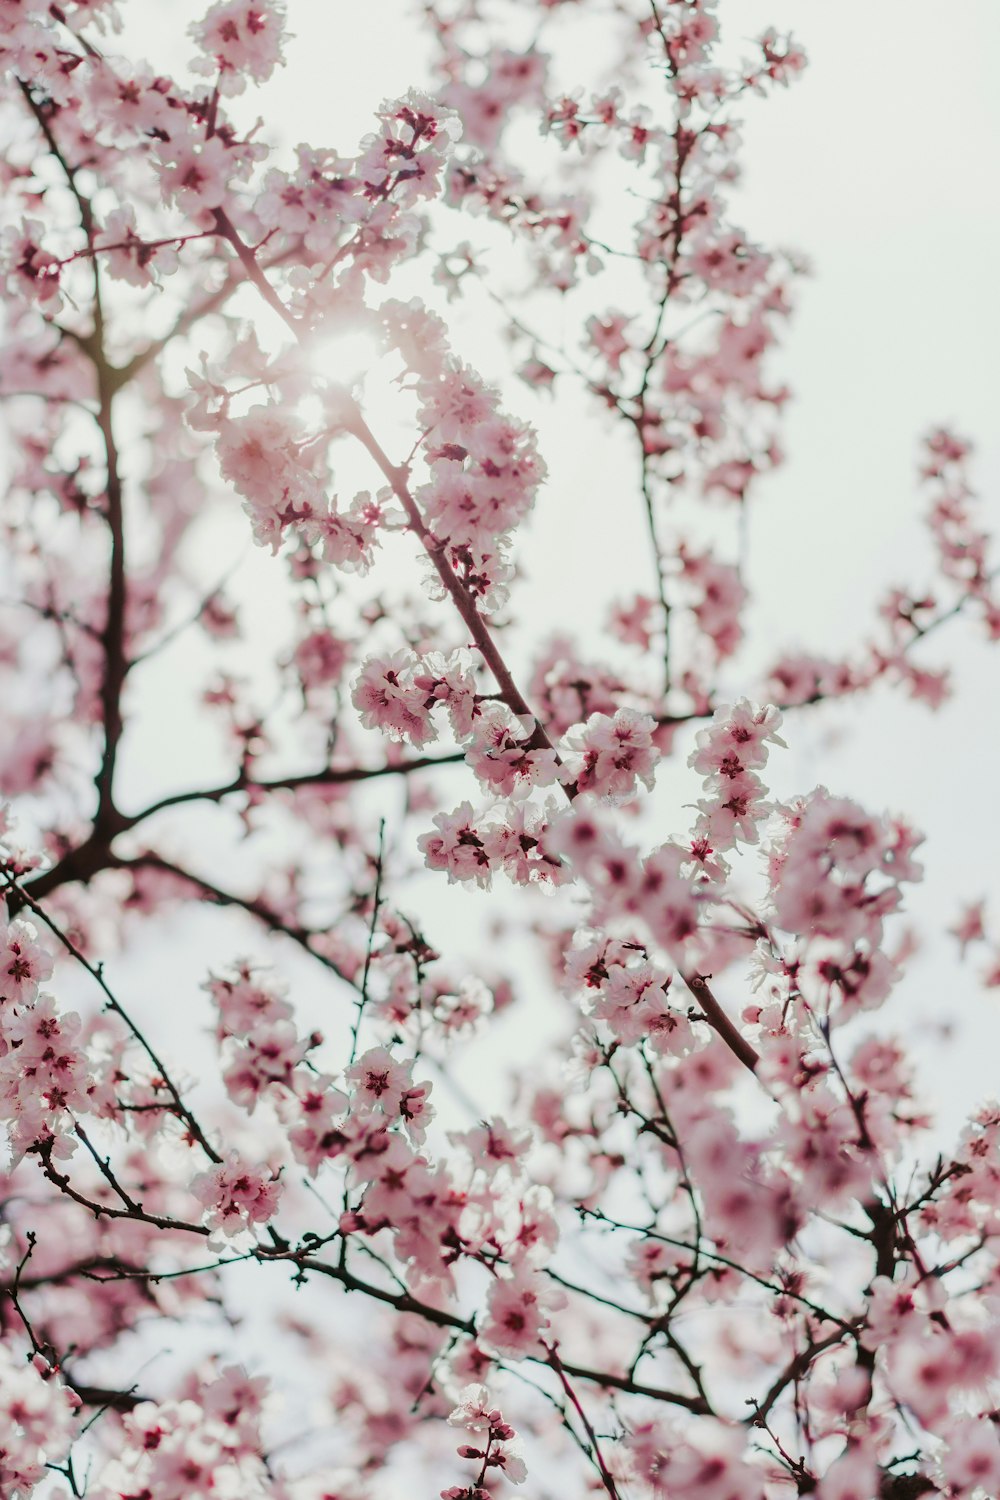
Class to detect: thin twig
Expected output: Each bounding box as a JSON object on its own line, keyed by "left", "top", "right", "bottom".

{"left": 1, "top": 872, "right": 221, "bottom": 1163}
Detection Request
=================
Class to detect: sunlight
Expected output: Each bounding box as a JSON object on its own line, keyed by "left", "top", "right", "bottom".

{"left": 305, "top": 324, "right": 382, "bottom": 389}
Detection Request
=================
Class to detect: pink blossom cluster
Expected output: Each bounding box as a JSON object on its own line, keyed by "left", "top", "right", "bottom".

{"left": 443, "top": 1384, "right": 527, "bottom": 1495}
{"left": 0, "top": 1347, "right": 79, "bottom": 1495}
{"left": 550, "top": 809, "right": 704, "bottom": 952}
{"left": 528, "top": 636, "right": 626, "bottom": 736}
{"left": 208, "top": 961, "right": 311, "bottom": 1110}
{"left": 206, "top": 962, "right": 562, "bottom": 1318}
{"left": 190, "top": 1150, "right": 283, "bottom": 1240}
{"left": 190, "top": 0, "right": 288, "bottom": 96}
{"left": 568, "top": 707, "right": 659, "bottom": 802}
{"left": 0, "top": 915, "right": 93, "bottom": 1163}
{"left": 353, "top": 649, "right": 477, "bottom": 749}
{"left": 677, "top": 543, "right": 749, "bottom": 663}
{"left": 463, "top": 705, "right": 561, "bottom": 798}
{"left": 949, "top": 899, "right": 1000, "bottom": 989}
{"left": 87, "top": 1368, "right": 273, "bottom": 1499}
{"left": 569, "top": 940, "right": 688, "bottom": 1054}
{"left": 441, "top": 48, "right": 546, "bottom": 153}
{"left": 259, "top": 89, "right": 461, "bottom": 290}
{"left": 921, "top": 429, "right": 999, "bottom": 639}
{"left": 0, "top": 988, "right": 94, "bottom": 1165}
{"left": 771, "top": 791, "right": 923, "bottom": 952}
{"left": 418, "top": 798, "right": 567, "bottom": 890}
{"left": 207, "top": 960, "right": 350, "bottom": 1175}
{"left": 625, "top": 1416, "right": 778, "bottom": 1500}
{"left": 690, "top": 699, "right": 785, "bottom": 851}
{"left": 415, "top": 361, "right": 547, "bottom": 594}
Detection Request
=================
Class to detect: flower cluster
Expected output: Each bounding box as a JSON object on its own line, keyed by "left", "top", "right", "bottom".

{"left": 418, "top": 799, "right": 567, "bottom": 890}
{"left": 572, "top": 939, "right": 688, "bottom": 1053}
{"left": 464, "top": 705, "right": 560, "bottom": 798}
{"left": 443, "top": 1385, "right": 527, "bottom": 1496}
{"left": 191, "top": 1150, "right": 283, "bottom": 1239}
{"left": 690, "top": 699, "right": 785, "bottom": 851}
{"left": 89, "top": 1369, "right": 272, "bottom": 1499}
{"left": 353, "top": 649, "right": 478, "bottom": 748}
{"left": 568, "top": 707, "right": 659, "bottom": 802}
{"left": 190, "top": 0, "right": 288, "bottom": 95}
{"left": 206, "top": 960, "right": 348, "bottom": 1174}
{"left": 772, "top": 791, "right": 923, "bottom": 951}
{"left": 0, "top": 1347, "right": 79, "bottom": 1494}
{"left": 0, "top": 916, "right": 97, "bottom": 1163}
{"left": 416, "top": 365, "right": 546, "bottom": 583}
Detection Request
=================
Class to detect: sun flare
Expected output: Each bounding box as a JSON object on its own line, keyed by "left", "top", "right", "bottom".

{"left": 305, "top": 325, "right": 382, "bottom": 387}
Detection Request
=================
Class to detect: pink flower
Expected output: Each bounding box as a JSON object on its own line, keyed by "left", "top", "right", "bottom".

{"left": 447, "top": 1384, "right": 527, "bottom": 1486}
{"left": 294, "top": 629, "right": 350, "bottom": 691}
{"left": 950, "top": 899, "right": 987, "bottom": 957}
{"left": 940, "top": 1416, "right": 1000, "bottom": 1497}
{"left": 0, "top": 919, "right": 53, "bottom": 1006}
{"left": 447, "top": 1384, "right": 496, "bottom": 1433}
{"left": 418, "top": 802, "right": 495, "bottom": 887}
{"left": 0, "top": 1345, "right": 78, "bottom": 1484}
{"left": 588, "top": 959, "right": 674, "bottom": 1046}
{"left": 688, "top": 700, "right": 786, "bottom": 779}
{"left": 609, "top": 594, "right": 658, "bottom": 650}
{"left": 283, "top": 1071, "right": 350, "bottom": 1175}
{"left": 156, "top": 134, "right": 234, "bottom": 216}
{"left": 569, "top": 708, "right": 659, "bottom": 802}
{"left": 586, "top": 311, "right": 632, "bottom": 372}
{"left": 191, "top": 1151, "right": 283, "bottom": 1237}
{"left": 465, "top": 706, "right": 558, "bottom": 798}
{"left": 814, "top": 1447, "right": 880, "bottom": 1500}
{"left": 695, "top": 771, "right": 771, "bottom": 849}
{"left": 206, "top": 961, "right": 293, "bottom": 1038}
{"left": 413, "top": 650, "right": 479, "bottom": 738}
{"left": 352, "top": 651, "right": 437, "bottom": 747}
{"left": 215, "top": 405, "right": 324, "bottom": 552}
{"left": 222, "top": 1020, "right": 308, "bottom": 1110}
{"left": 634, "top": 842, "right": 702, "bottom": 948}
{"left": 451, "top": 1118, "right": 532, "bottom": 1177}
{"left": 481, "top": 1269, "right": 561, "bottom": 1356}
{"left": 678, "top": 545, "right": 748, "bottom": 658}
{"left": 190, "top": 0, "right": 287, "bottom": 95}
{"left": 95, "top": 207, "right": 179, "bottom": 287}
{"left": 1, "top": 219, "right": 62, "bottom": 309}
{"left": 345, "top": 1046, "right": 412, "bottom": 1118}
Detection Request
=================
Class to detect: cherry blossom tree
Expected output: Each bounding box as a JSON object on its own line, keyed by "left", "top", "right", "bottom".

{"left": 0, "top": 1, "right": 998, "bottom": 1496}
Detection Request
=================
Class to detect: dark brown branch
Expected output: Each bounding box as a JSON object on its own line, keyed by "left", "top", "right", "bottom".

{"left": 120, "top": 752, "right": 466, "bottom": 828}
{"left": 18, "top": 79, "right": 128, "bottom": 836}
{"left": 748, "top": 1325, "right": 847, "bottom": 1424}
{"left": 68, "top": 1381, "right": 145, "bottom": 1413}
{"left": 683, "top": 973, "right": 759, "bottom": 1073}
{"left": 37, "top": 1146, "right": 212, "bottom": 1236}
{"left": 93, "top": 369, "right": 127, "bottom": 829}
{"left": 211, "top": 207, "right": 568, "bottom": 769}
{"left": 119, "top": 853, "right": 363, "bottom": 994}
{"left": 344, "top": 408, "right": 569, "bottom": 768}
{"left": 554, "top": 1356, "right": 710, "bottom": 1414}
